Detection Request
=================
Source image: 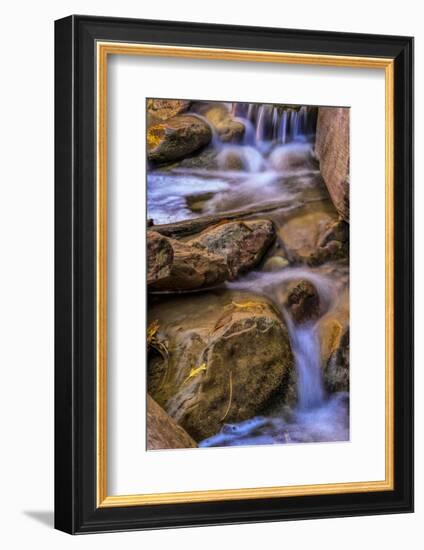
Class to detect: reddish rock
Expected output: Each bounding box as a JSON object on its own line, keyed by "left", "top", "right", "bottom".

{"left": 147, "top": 231, "right": 174, "bottom": 286}
{"left": 315, "top": 107, "right": 350, "bottom": 222}
{"left": 147, "top": 395, "right": 197, "bottom": 450}
{"left": 147, "top": 231, "right": 229, "bottom": 291}
{"left": 190, "top": 219, "right": 275, "bottom": 278}
{"left": 284, "top": 280, "right": 321, "bottom": 324}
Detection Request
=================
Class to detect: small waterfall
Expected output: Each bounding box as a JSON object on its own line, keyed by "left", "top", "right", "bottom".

{"left": 199, "top": 269, "right": 348, "bottom": 448}
{"left": 287, "top": 321, "right": 325, "bottom": 410}
{"left": 230, "top": 103, "right": 317, "bottom": 147}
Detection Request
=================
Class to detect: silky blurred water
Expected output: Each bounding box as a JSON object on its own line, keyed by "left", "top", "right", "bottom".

{"left": 148, "top": 102, "right": 349, "bottom": 448}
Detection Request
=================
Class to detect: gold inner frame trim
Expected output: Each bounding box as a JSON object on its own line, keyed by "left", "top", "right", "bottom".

{"left": 96, "top": 41, "right": 395, "bottom": 508}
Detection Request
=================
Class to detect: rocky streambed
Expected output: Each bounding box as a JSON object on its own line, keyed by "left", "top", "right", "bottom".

{"left": 146, "top": 100, "right": 350, "bottom": 450}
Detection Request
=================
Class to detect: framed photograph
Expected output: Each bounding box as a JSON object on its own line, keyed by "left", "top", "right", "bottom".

{"left": 54, "top": 15, "right": 414, "bottom": 534}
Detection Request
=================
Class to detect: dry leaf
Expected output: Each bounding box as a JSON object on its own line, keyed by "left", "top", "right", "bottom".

{"left": 231, "top": 300, "right": 265, "bottom": 310}
{"left": 147, "top": 320, "right": 160, "bottom": 346}
{"left": 184, "top": 363, "right": 207, "bottom": 384}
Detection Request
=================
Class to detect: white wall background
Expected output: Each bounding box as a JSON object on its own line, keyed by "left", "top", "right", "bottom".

{"left": 0, "top": 0, "right": 420, "bottom": 548}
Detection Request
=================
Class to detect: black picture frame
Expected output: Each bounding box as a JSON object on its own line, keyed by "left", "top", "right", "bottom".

{"left": 55, "top": 15, "right": 414, "bottom": 534}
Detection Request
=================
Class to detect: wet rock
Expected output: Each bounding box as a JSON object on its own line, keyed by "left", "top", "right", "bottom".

{"left": 185, "top": 192, "right": 215, "bottom": 213}
{"left": 190, "top": 219, "right": 275, "bottom": 278}
{"left": 191, "top": 102, "right": 245, "bottom": 143}
{"left": 284, "top": 280, "right": 320, "bottom": 324}
{"left": 318, "top": 219, "right": 349, "bottom": 247}
{"left": 217, "top": 149, "right": 245, "bottom": 171}
{"left": 147, "top": 291, "right": 295, "bottom": 441}
{"left": 147, "top": 231, "right": 229, "bottom": 291}
{"left": 147, "top": 395, "right": 197, "bottom": 450}
{"left": 147, "top": 115, "right": 212, "bottom": 164}
{"left": 317, "top": 283, "right": 349, "bottom": 369}
{"left": 315, "top": 107, "right": 350, "bottom": 222}
{"left": 147, "top": 231, "right": 174, "bottom": 286}
{"left": 263, "top": 255, "right": 289, "bottom": 272}
{"left": 216, "top": 145, "right": 265, "bottom": 172}
{"left": 202, "top": 104, "right": 245, "bottom": 143}
{"left": 147, "top": 99, "right": 191, "bottom": 125}
{"left": 308, "top": 218, "right": 349, "bottom": 266}
{"left": 278, "top": 203, "right": 339, "bottom": 263}
{"left": 268, "top": 143, "right": 314, "bottom": 171}
{"left": 323, "top": 328, "right": 349, "bottom": 393}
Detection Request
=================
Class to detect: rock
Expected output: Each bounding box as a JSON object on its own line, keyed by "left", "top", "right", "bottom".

{"left": 217, "top": 149, "right": 245, "bottom": 171}
{"left": 185, "top": 192, "right": 215, "bottom": 214}
{"left": 189, "top": 219, "right": 275, "bottom": 278}
{"left": 147, "top": 115, "right": 212, "bottom": 164}
{"left": 323, "top": 328, "right": 349, "bottom": 393}
{"left": 147, "top": 231, "right": 229, "bottom": 291}
{"left": 176, "top": 148, "right": 217, "bottom": 170}
{"left": 147, "top": 395, "right": 197, "bottom": 450}
{"left": 147, "top": 99, "right": 191, "bottom": 125}
{"left": 147, "top": 291, "right": 295, "bottom": 441}
{"left": 307, "top": 218, "right": 349, "bottom": 265}
{"left": 315, "top": 107, "right": 350, "bottom": 222}
{"left": 216, "top": 145, "right": 265, "bottom": 172}
{"left": 284, "top": 280, "right": 320, "bottom": 324}
{"left": 318, "top": 219, "right": 349, "bottom": 247}
{"left": 147, "top": 231, "right": 174, "bottom": 286}
{"left": 202, "top": 104, "right": 245, "bottom": 143}
{"left": 316, "top": 282, "right": 349, "bottom": 369}
{"left": 278, "top": 203, "right": 339, "bottom": 263}
{"left": 268, "top": 143, "right": 314, "bottom": 171}
{"left": 263, "top": 255, "right": 289, "bottom": 272}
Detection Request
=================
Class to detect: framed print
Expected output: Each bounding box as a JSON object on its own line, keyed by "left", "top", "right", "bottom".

{"left": 54, "top": 15, "right": 414, "bottom": 534}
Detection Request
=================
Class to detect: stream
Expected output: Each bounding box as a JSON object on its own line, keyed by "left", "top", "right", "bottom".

{"left": 148, "top": 103, "right": 349, "bottom": 447}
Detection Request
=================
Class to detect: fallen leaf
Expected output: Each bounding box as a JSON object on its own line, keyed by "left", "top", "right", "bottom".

{"left": 147, "top": 320, "right": 160, "bottom": 346}
{"left": 231, "top": 300, "right": 265, "bottom": 310}
{"left": 184, "top": 363, "right": 207, "bottom": 384}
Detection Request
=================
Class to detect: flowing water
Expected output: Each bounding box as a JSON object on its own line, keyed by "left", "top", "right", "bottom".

{"left": 148, "top": 103, "right": 349, "bottom": 447}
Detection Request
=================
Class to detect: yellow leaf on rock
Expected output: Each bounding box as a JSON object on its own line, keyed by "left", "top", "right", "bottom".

{"left": 147, "top": 320, "right": 160, "bottom": 346}
{"left": 184, "top": 363, "right": 207, "bottom": 384}
{"left": 231, "top": 301, "right": 265, "bottom": 310}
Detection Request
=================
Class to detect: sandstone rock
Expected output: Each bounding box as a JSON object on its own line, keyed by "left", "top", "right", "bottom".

{"left": 147, "top": 231, "right": 174, "bottom": 286}
{"left": 202, "top": 104, "right": 245, "bottom": 143}
{"left": 147, "top": 115, "right": 212, "bottom": 163}
{"left": 147, "top": 395, "right": 197, "bottom": 450}
{"left": 147, "top": 99, "right": 191, "bottom": 125}
{"left": 316, "top": 283, "right": 349, "bottom": 369}
{"left": 278, "top": 203, "right": 339, "bottom": 263}
{"left": 323, "top": 328, "right": 349, "bottom": 393}
{"left": 147, "top": 231, "right": 229, "bottom": 291}
{"left": 315, "top": 107, "right": 350, "bottom": 222}
{"left": 268, "top": 143, "right": 314, "bottom": 172}
{"left": 284, "top": 280, "right": 320, "bottom": 324}
{"left": 147, "top": 291, "right": 295, "bottom": 441}
{"left": 216, "top": 145, "right": 265, "bottom": 172}
{"left": 189, "top": 219, "right": 275, "bottom": 278}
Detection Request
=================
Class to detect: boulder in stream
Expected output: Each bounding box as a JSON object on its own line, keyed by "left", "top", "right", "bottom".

{"left": 284, "top": 279, "right": 321, "bottom": 324}
{"left": 147, "top": 115, "right": 212, "bottom": 164}
{"left": 278, "top": 202, "right": 343, "bottom": 265}
{"left": 147, "top": 394, "right": 197, "bottom": 450}
{"left": 323, "top": 328, "right": 349, "bottom": 393}
{"left": 147, "top": 99, "right": 191, "bottom": 125}
{"left": 147, "top": 291, "right": 295, "bottom": 441}
{"left": 189, "top": 219, "right": 275, "bottom": 278}
{"left": 315, "top": 107, "right": 350, "bottom": 222}
{"left": 147, "top": 230, "right": 229, "bottom": 291}
{"left": 201, "top": 104, "right": 245, "bottom": 143}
